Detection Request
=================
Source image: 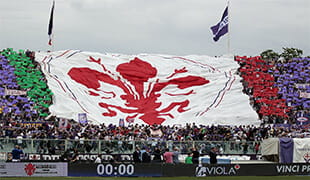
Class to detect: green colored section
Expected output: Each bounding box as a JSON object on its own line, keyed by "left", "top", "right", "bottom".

{"left": 0, "top": 48, "right": 53, "bottom": 117}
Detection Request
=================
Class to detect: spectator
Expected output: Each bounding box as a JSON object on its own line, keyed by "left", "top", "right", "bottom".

{"left": 218, "top": 145, "right": 224, "bottom": 154}
{"left": 16, "top": 133, "right": 23, "bottom": 148}
{"left": 254, "top": 142, "right": 260, "bottom": 155}
{"left": 192, "top": 147, "right": 200, "bottom": 164}
{"left": 12, "top": 145, "right": 24, "bottom": 162}
{"left": 70, "top": 148, "right": 79, "bottom": 163}
{"left": 142, "top": 148, "right": 151, "bottom": 163}
{"left": 94, "top": 154, "right": 102, "bottom": 163}
{"left": 152, "top": 147, "right": 162, "bottom": 163}
{"left": 163, "top": 148, "right": 173, "bottom": 164}
{"left": 173, "top": 147, "right": 180, "bottom": 164}
{"left": 6, "top": 152, "right": 13, "bottom": 162}
{"left": 133, "top": 147, "right": 141, "bottom": 163}
{"left": 185, "top": 153, "right": 193, "bottom": 164}
{"left": 209, "top": 146, "right": 218, "bottom": 164}
{"left": 109, "top": 154, "right": 119, "bottom": 163}
{"left": 60, "top": 148, "right": 71, "bottom": 162}
{"left": 47, "top": 141, "right": 56, "bottom": 155}
{"left": 140, "top": 147, "right": 146, "bottom": 161}
{"left": 242, "top": 142, "right": 249, "bottom": 154}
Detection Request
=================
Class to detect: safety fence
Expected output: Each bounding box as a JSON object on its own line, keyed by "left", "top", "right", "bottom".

{"left": 0, "top": 138, "right": 261, "bottom": 155}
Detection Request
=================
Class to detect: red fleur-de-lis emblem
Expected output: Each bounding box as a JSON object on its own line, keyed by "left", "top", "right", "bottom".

{"left": 68, "top": 56, "right": 210, "bottom": 125}
{"left": 24, "top": 163, "right": 36, "bottom": 176}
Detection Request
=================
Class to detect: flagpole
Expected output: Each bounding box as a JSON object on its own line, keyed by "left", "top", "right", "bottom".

{"left": 51, "top": 34, "right": 54, "bottom": 52}
{"left": 227, "top": 0, "right": 230, "bottom": 55}
{"left": 52, "top": 0, "right": 55, "bottom": 52}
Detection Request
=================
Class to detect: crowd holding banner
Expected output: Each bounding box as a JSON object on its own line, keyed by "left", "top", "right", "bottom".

{"left": 0, "top": 49, "right": 309, "bottom": 168}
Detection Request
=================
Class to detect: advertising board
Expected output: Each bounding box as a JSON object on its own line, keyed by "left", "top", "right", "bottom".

{"left": 0, "top": 162, "right": 67, "bottom": 177}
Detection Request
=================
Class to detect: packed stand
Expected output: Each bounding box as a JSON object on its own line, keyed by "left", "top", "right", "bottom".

{"left": 273, "top": 57, "right": 310, "bottom": 124}
{"left": 1, "top": 118, "right": 309, "bottom": 143}
{"left": 235, "top": 56, "right": 310, "bottom": 124}
{"left": 0, "top": 48, "right": 53, "bottom": 121}
{"left": 1, "top": 119, "right": 310, "bottom": 159}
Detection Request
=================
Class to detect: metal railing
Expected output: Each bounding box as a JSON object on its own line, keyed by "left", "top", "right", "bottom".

{"left": 0, "top": 138, "right": 261, "bottom": 155}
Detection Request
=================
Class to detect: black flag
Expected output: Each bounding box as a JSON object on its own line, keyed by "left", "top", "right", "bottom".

{"left": 48, "top": 1, "right": 55, "bottom": 45}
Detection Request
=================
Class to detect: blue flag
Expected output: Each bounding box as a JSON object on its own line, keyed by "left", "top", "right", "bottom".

{"left": 211, "top": 6, "right": 228, "bottom": 42}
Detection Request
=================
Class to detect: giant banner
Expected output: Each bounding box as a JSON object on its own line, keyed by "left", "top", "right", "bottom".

{"left": 35, "top": 50, "right": 259, "bottom": 125}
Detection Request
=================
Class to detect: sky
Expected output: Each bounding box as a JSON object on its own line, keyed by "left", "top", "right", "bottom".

{"left": 0, "top": 0, "right": 309, "bottom": 56}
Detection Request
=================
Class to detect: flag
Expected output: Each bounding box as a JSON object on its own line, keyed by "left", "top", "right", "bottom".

{"left": 293, "top": 138, "right": 310, "bottom": 163}
{"left": 262, "top": 138, "right": 310, "bottom": 163}
{"left": 279, "top": 137, "right": 294, "bottom": 163}
{"left": 48, "top": 1, "right": 55, "bottom": 46}
{"left": 210, "top": 6, "right": 228, "bottom": 42}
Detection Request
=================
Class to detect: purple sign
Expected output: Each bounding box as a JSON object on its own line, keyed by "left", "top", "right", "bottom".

{"left": 78, "top": 113, "right": 88, "bottom": 125}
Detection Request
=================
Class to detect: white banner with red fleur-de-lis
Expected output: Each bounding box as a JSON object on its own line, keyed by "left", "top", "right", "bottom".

{"left": 35, "top": 50, "right": 259, "bottom": 126}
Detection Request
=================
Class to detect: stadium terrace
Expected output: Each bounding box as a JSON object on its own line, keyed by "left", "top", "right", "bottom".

{"left": 0, "top": 48, "right": 309, "bottom": 177}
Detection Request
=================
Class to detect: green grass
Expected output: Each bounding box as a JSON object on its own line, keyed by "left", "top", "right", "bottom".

{"left": 0, "top": 176, "right": 309, "bottom": 180}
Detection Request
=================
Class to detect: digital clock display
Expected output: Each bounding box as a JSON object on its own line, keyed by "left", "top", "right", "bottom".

{"left": 97, "top": 164, "right": 135, "bottom": 176}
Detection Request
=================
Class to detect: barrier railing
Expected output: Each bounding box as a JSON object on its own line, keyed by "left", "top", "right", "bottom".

{"left": 0, "top": 138, "right": 261, "bottom": 155}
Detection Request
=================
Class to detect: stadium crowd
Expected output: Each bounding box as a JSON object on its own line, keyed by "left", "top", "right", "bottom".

{"left": 0, "top": 49, "right": 309, "bottom": 159}
{"left": 235, "top": 56, "right": 309, "bottom": 124}
{"left": 1, "top": 118, "right": 309, "bottom": 142}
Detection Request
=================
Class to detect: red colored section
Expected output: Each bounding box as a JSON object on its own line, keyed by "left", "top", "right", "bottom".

{"left": 235, "top": 56, "right": 291, "bottom": 119}
{"left": 68, "top": 56, "right": 210, "bottom": 125}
